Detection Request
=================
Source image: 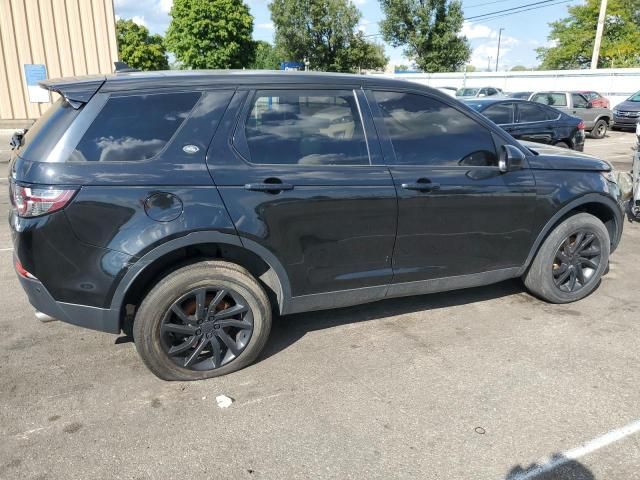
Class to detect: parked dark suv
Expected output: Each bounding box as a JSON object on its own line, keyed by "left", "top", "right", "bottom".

{"left": 9, "top": 71, "right": 624, "bottom": 381}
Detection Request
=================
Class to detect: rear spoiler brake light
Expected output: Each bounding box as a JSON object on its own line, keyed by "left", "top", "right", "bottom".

{"left": 38, "top": 76, "right": 105, "bottom": 109}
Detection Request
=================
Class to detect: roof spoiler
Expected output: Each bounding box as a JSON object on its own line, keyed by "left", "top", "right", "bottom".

{"left": 114, "top": 61, "right": 139, "bottom": 73}
{"left": 39, "top": 75, "right": 105, "bottom": 109}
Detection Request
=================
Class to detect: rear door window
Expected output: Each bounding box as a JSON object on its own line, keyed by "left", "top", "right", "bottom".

{"left": 517, "top": 103, "right": 554, "bottom": 122}
{"left": 241, "top": 90, "right": 369, "bottom": 166}
{"left": 70, "top": 92, "right": 201, "bottom": 162}
{"left": 483, "top": 103, "right": 514, "bottom": 124}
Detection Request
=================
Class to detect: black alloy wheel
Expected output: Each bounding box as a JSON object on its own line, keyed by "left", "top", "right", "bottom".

{"left": 552, "top": 230, "right": 602, "bottom": 293}
{"left": 161, "top": 286, "right": 253, "bottom": 371}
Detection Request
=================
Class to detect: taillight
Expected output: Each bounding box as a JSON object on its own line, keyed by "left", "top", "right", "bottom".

{"left": 577, "top": 121, "right": 585, "bottom": 130}
{"left": 15, "top": 259, "right": 37, "bottom": 280}
{"left": 11, "top": 184, "right": 77, "bottom": 218}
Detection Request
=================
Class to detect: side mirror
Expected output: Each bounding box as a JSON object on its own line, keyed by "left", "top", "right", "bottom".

{"left": 586, "top": 101, "right": 593, "bottom": 109}
{"left": 498, "top": 144, "right": 526, "bottom": 173}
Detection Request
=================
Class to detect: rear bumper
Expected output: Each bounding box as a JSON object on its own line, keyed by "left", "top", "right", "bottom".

{"left": 16, "top": 267, "right": 119, "bottom": 334}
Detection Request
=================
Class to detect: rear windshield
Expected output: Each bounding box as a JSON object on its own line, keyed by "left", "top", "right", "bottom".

{"left": 17, "top": 97, "right": 80, "bottom": 161}
{"left": 456, "top": 88, "right": 479, "bottom": 97}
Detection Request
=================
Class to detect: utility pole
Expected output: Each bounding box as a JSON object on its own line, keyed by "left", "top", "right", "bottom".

{"left": 591, "top": 0, "right": 608, "bottom": 69}
{"left": 495, "top": 28, "right": 504, "bottom": 72}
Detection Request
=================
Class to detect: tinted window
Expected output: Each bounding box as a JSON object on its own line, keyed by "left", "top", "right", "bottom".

{"left": 244, "top": 91, "right": 368, "bottom": 165}
{"left": 487, "top": 88, "right": 498, "bottom": 96}
{"left": 374, "top": 91, "right": 498, "bottom": 167}
{"left": 483, "top": 103, "right": 514, "bottom": 124}
{"left": 531, "top": 92, "right": 567, "bottom": 107}
{"left": 517, "top": 103, "right": 555, "bottom": 122}
{"left": 71, "top": 92, "right": 200, "bottom": 162}
{"left": 572, "top": 93, "right": 589, "bottom": 108}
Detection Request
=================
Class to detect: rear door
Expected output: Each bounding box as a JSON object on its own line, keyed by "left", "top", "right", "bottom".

{"left": 511, "top": 102, "right": 558, "bottom": 145}
{"left": 207, "top": 87, "right": 397, "bottom": 303}
{"left": 366, "top": 89, "right": 537, "bottom": 288}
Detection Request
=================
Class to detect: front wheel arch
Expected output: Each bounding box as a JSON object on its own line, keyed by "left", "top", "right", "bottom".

{"left": 520, "top": 194, "right": 622, "bottom": 276}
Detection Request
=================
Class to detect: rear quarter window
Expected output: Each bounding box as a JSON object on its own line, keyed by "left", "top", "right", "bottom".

{"left": 70, "top": 92, "right": 201, "bottom": 162}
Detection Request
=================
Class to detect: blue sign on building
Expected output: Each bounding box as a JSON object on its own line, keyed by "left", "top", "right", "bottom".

{"left": 24, "top": 64, "right": 49, "bottom": 103}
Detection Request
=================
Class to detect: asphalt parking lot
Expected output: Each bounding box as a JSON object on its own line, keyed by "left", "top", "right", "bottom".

{"left": 0, "top": 131, "right": 639, "bottom": 480}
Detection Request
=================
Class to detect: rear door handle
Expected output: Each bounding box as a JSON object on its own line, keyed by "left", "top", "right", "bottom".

{"left": 245, "top": 182, "right": 294, "bottom": 192}
{"left": 401, "top": 180, "right": 440, "bottom": 192}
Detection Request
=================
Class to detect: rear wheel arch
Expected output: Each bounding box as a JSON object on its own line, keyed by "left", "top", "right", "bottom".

{"left": 113, "top": 233, "right": 290, "bottom": 334}
{"left": 522, "top": 194, "right": 622, "bottom": 274}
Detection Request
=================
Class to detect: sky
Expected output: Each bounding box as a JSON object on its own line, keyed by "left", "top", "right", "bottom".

{"left": 113, "top": 0, "right": 584, "bottom": 70}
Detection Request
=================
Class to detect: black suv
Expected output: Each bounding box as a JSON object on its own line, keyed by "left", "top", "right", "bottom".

{"left": 9, "top": 71, "right": 624, "bottom": 381}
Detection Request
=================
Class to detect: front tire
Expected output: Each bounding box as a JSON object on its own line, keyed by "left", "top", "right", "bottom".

{"left": 523, "top": 213, "right": 610, "bottom": 303}
{"left": 133, "top": 261, "right": 271, "bottom": 381}
{"left": 590, "top": 119, "right": 608, "bottom": 139}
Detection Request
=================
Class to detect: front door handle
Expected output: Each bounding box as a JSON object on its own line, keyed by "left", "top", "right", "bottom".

{"left": 401, "top": 179, "right": 440, "bottom": 192}
{"left": 245, "top": 182, "right": 294, "bottom": 193}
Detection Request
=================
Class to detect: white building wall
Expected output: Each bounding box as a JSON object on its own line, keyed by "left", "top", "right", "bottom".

{"left": 372, "top": 68, "right": 640, "bottom": 108}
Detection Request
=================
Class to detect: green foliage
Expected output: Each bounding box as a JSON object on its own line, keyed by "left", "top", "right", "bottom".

{"left": 250, "top": 41, "right": 281, "bottom": 69}
{"left": 510, "top": 65, "right": 528, "bottom": 71}
{"left": 116, "top": 19, "right": 169, "bottom": 71}
{"left": 537, "top": 0, "right": 640, "bottom": 69}
{"left": 379, "top": 0, "right": 471, "bottom": 72}
{"left": 270, "top": 0, "right": 389, "bottom": 72}
{"left": 464, "top": 64, "right": 476, "bottom": 72}
{"left": 165, "top": 0, "right": 256, "bottom": 69}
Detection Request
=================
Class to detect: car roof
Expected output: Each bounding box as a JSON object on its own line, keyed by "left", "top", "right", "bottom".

{"left": 40, "top": 70, "right": 452, "bottom": 106}
{"left": 462, "top": 97, "right": 528, "bottom": 106}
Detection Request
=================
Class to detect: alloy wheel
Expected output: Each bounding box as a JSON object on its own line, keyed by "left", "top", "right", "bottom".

{"left": 160, "top": 286, "right": 253, "bottom": 371}
{"left": 552, "top": 230, "right": 602, "bottom": 293}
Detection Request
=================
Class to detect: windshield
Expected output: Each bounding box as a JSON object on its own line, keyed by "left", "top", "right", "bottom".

{"left": 628, "top": 91, "right": 640, "bottom": 102}
{"left": 456, "top": 88, "right": 479, "bottom": 97}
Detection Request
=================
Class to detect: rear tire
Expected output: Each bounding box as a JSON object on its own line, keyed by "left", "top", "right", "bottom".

{"left": 133, "top": 261, "right": 272, "bottom": 381}
{"left": 523, "top": 213, "right": 610, "bottom": 303}
{"left": 590, "top": 119, "right": 608, "bottom": 139}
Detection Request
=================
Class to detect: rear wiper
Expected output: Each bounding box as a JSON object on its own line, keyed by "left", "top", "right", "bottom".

{"left": 10, "top": 129, "right": 26, "bottom": 150}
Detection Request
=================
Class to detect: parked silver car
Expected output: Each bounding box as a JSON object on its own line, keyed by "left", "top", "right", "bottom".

{"left": 529, "top": 91, "right": 612, "bottom": 139}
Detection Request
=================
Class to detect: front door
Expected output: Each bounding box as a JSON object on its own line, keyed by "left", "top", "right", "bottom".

{"left": 366, "top": 89, "right": 537, "bottom": 288}
{"left": 207, "top": 88, "right": 397, "bottom": 304}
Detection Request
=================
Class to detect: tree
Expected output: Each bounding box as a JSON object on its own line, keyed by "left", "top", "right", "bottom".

{"left": 341, "top": 32, "right": 388, "bottom": 72}
{"left": 116, "top": 19, "right": 169, "bottom": 71}
{"left": 379, "top": 0, "right": 471, "bottom": 72}
{"left": 165, "top": 0, "right": 255, "bottom": 69}
{"left": 250, "top": 41, "right": 281, "bottom": 70}
{"left": 270, "top": 0, "right": 388, "bottom": 72}
{"left": 537, "top": 0, "right": 640, "bottom": 69}
{"left": 510, "top": 65, "right": 528, "bottom": 71}
{"left": 463, "top": 64, "right": 476, "bottom": 72}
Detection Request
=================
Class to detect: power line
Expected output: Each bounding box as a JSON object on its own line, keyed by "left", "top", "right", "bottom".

{"left": 463, "top": 0, "right": 523, "bottom": 10}
{"left": 467, "top": 0, "right": 574, "bottom": 22}
{"left": 465, "top": 0, "right": 565, "bottom": 20}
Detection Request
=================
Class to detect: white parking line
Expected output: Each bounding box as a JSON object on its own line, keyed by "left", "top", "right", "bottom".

{"left": 509, "top": 419, "right": 640, "bottom": 480}
{"left": 0, "top": 247, "right": 14, "bottom": 252}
